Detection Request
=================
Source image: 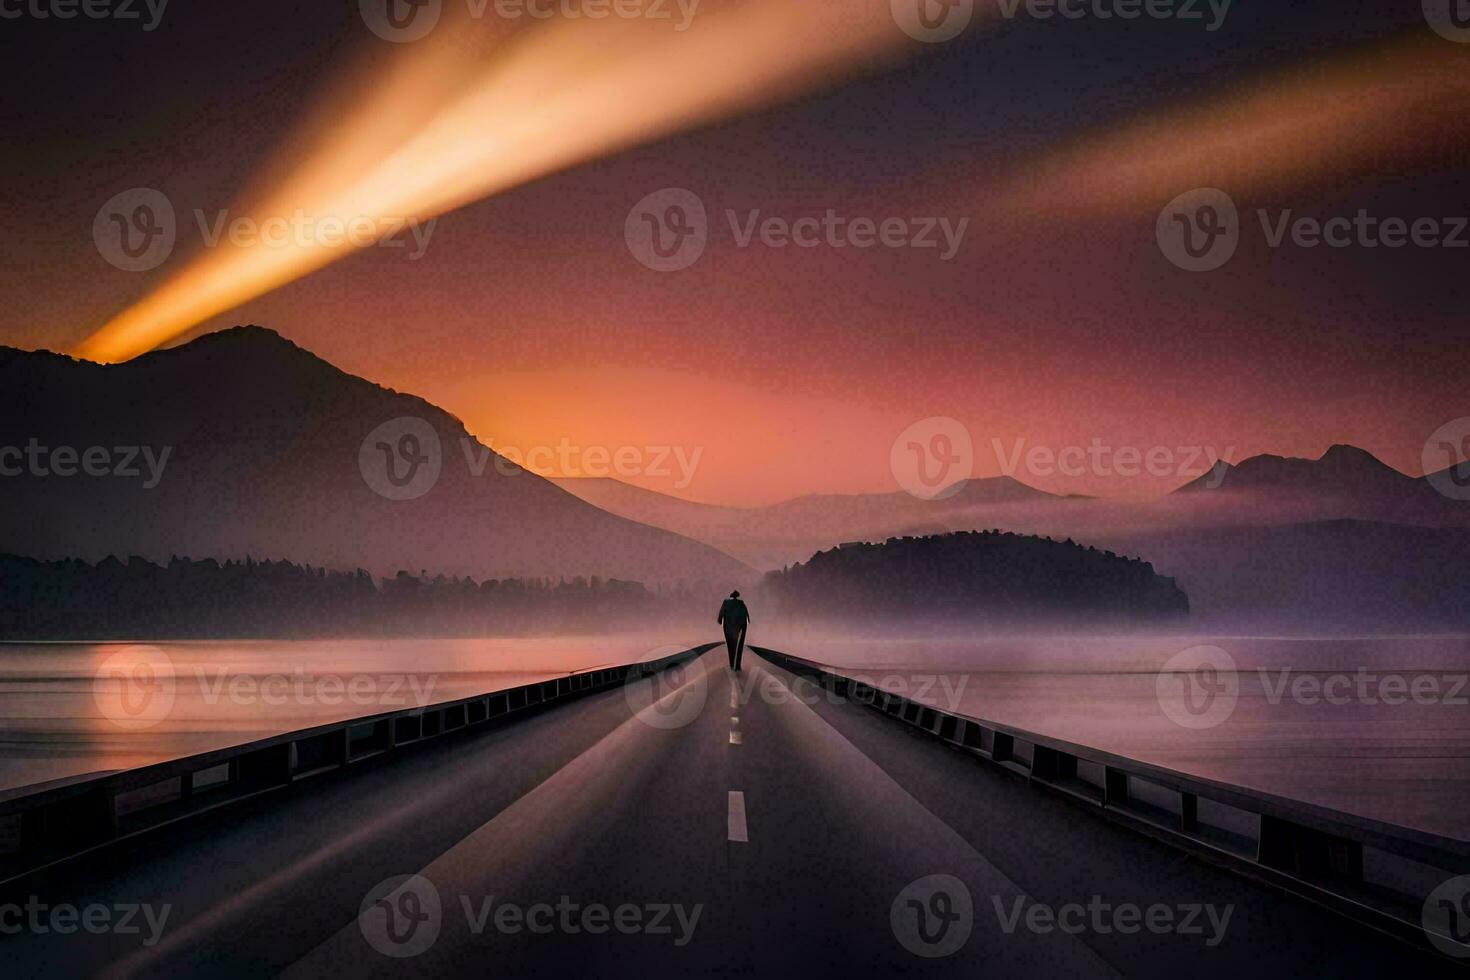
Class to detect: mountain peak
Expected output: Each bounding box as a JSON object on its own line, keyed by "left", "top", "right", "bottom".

{"left": 938, "top": 474, "right": 1055, "bottom": 505}
{"left": 0, "top": 325, "right": 751, "bottom": 585}
{"left": 1176, "top": 443, "right": 1415, "bottom": 496}
{"left": 153, "top": 325, "right": 306, "bottom": 360}
{"left": 1318, "top": 444, "right": 1387, "bottom": 468}
{"left": 133, "top": 325, "right": 365, "bottom": 393}
{"left": 188, "top": 324, "right": 289, "bottom": 345}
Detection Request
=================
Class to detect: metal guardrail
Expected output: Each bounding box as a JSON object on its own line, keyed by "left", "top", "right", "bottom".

{"left": 754, "top": 646, "right": 1470, "bottom": 963}
{"left": 0, "top": 642, "right": 715, "bottom": 885}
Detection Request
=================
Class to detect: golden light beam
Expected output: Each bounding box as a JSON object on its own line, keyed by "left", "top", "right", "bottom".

{"left": 995, "top": 33, "right": 1470, "bottom": 217}
{"left": 77, "top": 0, "right": 933, "bottom": 364}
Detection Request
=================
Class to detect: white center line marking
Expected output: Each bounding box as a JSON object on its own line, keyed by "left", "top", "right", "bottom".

{"left": 729, "top": 731, "right": 742, "bottom": 745}
{"left": 729, "top": 715, "right": 739, "bottom": 726}
{"left": 727, "top": 791, "right": 749, "bottom": 842}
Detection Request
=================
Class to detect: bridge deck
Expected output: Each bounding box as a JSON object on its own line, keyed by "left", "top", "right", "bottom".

{"left": 0, "top": 650, "right": 1456, "bottom": 977}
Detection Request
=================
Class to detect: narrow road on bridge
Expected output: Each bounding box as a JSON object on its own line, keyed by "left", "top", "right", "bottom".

{"left": 1, "top": 650, "right": 1455, "bottom": 978}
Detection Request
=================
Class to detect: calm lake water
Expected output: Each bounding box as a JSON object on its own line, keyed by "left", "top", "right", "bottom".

{"left": 3, "top": 633, "right": 1467, "bottom": 842}
{"left": 0, "top": 636, "right": 693, "bottom": 796}
{"left": 766, "top": 630, "right": 1470, "bottom": 841}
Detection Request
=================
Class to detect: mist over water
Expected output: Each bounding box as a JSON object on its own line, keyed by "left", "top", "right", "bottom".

{"left": 761, "top": 625, "right": 1470, "bottom": 839}
{"left": 0, "top": 634, "right": 691, "bottom": 795}
{"left": 3, "top": 629, "right": 1466, "bottom": 840}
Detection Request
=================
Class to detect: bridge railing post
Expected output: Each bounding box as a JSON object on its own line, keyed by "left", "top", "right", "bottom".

{"left": 1180, "top": 792, "right": 1198, "bottom": 833}
{"left": 992, "top": 732, "right": 1014, "bottom": 763}
{"left": 1258, "top": 816, "right": 1365, "bottom": 883}
{"left": 1104, "top": 767, "right": 1129, "bottom": 806}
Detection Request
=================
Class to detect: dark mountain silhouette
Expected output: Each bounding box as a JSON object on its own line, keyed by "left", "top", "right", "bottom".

{"left": 1110, "top": 519, "right": 1470, "bottom": 631}
{"left": 759, "top": 531, "right": 1188, "bottom": 625}
{"left": 1173, "top": 444, "right": 1467, "bottom": 526}
{"left": 551, "top": 473, "right": 1061, "bottom": 568}
{"left": 558, "top": 451, "right": 1470, "bottom": 629}
{"left": 1176, "top": 444, "right": 1415, "bottom": 494}
{"left": 0, "top": 552, "right": 691, "bottom": 639}
{"left": 560, "top": 444, "right": 1470, "bottom": 572}
{"left": 0, "top": 327, "right": 751, "bottom": 585}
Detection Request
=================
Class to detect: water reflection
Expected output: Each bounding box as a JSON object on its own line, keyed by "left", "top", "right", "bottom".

{"left": 0, "top": 636, "right": 684, "bottom": 794}
{"left": 766, "top": 631, "right": 1470, "bottom": 839}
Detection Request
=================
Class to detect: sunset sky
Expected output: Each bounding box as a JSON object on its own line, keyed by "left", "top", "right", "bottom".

{"left": 3, "top": 0, "right": 1466, "bottom": 505}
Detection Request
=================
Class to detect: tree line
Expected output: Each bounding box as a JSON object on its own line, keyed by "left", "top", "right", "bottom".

{"left": 0, "top": 553, "right": 707, "bottom": 639}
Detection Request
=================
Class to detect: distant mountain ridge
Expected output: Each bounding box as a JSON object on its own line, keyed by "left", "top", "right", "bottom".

{"left": 557, "top": 440, "right": 1470, "bottom": 570}
{"left": 0, "top": 327, "right": 751, "bottom": 585}
{"left": 1173, "top": 442, "right": 1468, "bottom": 528}
{"left": 1179, "top": 443, "right": 1422, "bottom": 495}
{"left": 7, "top": 325, "right": 1464, "bottom": 630}
{"left": 550, "top": 472, "right": 1065, "bottom": 568}
{"left": 555, "top": 445, "right": 1470, "bottom": 629}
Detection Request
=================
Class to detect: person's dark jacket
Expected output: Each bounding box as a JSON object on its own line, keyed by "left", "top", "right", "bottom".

{"left": 717, "top": 597, "right": 750, "bottom": 629}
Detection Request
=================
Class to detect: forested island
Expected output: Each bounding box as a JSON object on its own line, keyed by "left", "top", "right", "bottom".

{"left": 759, "top": 531, "right": 1189, "bottom": 625}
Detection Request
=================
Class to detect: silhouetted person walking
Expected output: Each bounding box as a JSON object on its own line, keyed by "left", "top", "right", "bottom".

{"left": 717, "top": 591, "right": 750, "bottom": 671}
